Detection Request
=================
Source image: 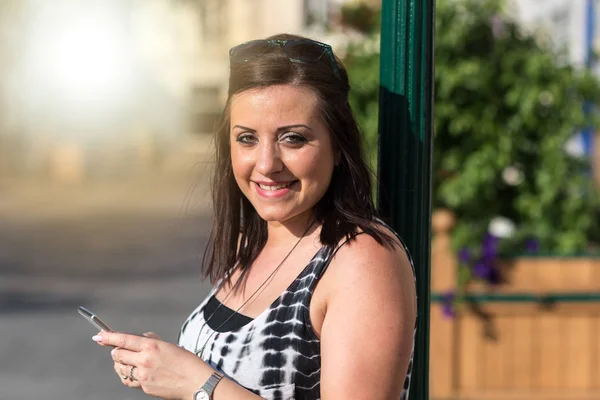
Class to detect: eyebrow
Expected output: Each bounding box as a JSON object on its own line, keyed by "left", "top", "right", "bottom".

{"left": 231, "top": 124, "right": 313, "bottom": 132}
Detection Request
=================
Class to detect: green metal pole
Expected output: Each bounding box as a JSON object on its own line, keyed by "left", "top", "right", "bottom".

{"left": 377, "top": 0, "right": 435, "bottom": 399}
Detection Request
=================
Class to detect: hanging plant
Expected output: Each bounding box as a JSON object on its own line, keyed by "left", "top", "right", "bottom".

{"left": 441, "top": 230, "right": 541, "bottom": 318}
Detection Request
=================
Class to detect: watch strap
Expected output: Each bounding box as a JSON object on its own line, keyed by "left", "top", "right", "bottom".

{"left": 196, "top": 371, "right": 224, "bottom": 398}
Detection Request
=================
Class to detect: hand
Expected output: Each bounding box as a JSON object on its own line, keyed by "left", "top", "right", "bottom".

{"left": 111, "top": 332, "right": 161, "bottom": 391}
{"left": 93, "top": 331, "right": 209, "bottom": 400}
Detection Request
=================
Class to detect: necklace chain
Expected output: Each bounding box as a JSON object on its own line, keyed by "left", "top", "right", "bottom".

{"left": 194, "top": 219, "right": 316, "bottom": 358}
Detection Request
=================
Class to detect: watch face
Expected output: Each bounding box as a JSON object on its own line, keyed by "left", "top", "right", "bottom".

{"left": 194, "top": 390, "right": 210, "bottom": 400}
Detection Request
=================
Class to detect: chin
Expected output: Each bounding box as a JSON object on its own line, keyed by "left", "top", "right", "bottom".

{"left": 253, "top": 206, "right": 308, "bottom": 224}
{"left": 255, "top": 210, "right": 292, "bottom": 223}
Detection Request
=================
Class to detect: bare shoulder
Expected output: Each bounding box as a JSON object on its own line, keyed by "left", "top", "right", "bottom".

{"left": 327, "top": 227, "right": 415, "bottom": 302}
{"left": 318, "top": 226, "right": 417, "bottom": 398}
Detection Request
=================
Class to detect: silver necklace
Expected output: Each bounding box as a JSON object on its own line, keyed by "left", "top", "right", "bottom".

{"left": 194, "top": 219, "right": 316, "bottom": 358}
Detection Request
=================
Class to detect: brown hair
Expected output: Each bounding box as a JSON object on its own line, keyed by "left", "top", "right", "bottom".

{"left": 202, "top": 33, "right": 395, "bottom": 285}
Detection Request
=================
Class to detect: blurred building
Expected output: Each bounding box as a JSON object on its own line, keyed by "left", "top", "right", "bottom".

{"left": 131, "top": 0, "right": 309, "bottom": 137}
{"left": 509, "top": 0, "right": 590, "bottom": 67}
{"left": 0, "top": 0, "right": 346, "bottom": 183}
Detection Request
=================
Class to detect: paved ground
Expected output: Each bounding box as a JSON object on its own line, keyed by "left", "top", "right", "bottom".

{"left": 0, "top": 168, "right": 217, "bottom": 399}
{"left": 0, "top": 169, "right": 213, "bottom": 278}
{"left": 0, "top": 274, "right": 212, "bottom": 400}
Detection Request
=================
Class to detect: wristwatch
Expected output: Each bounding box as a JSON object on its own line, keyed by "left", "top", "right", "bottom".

{"left": 193, "top": 371, "right": 224, "bottom": 400}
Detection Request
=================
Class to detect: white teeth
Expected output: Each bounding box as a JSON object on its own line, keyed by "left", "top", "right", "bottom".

{"left": 257, "top": 182, "right": 293, "bottom": 191}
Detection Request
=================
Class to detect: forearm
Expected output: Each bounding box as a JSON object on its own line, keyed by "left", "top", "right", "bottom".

{"left": 213, "top": 378, "right": 265, "bottom": 400}
{"left": 181, "top": 362, "right": 264, "bottom": 400}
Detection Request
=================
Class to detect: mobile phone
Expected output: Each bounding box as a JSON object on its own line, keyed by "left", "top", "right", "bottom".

{"left": 78, "top": 306, "right": 114, "bottom": 332}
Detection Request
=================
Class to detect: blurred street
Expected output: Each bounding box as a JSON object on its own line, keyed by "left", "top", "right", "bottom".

{"left": 0, "top": 168, "right": 215, "bottom": 399}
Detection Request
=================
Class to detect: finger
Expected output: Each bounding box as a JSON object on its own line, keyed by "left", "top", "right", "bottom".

{"left": 111, "top": 347, "right": 142, "bottom": 367}
{"left": 128, "top": 365, "right": 142, "bottom": 385}
{"left": 93, "top": 332, "right": 145, "bottom": 351}
{"left": 114, "top": 363, "right": 142, "bottom": 388}
{"left": 114, "top": 363, "right": 130, "bottom": 385}
{"left": 93, "top": 331, "right": 115, "bottom": 347}
{"left": 114, "top": 362, "right": 129, "bottom": 380}
{"left": 143, "top": 332, "right": 161, "bottom": 340}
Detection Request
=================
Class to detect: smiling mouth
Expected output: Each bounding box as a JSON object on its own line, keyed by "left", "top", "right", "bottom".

{"left": 255, "top": 181, "right": 296, "bottom": 191}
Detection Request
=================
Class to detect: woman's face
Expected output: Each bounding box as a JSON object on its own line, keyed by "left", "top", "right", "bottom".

{"left": 229, "top": 84, "right": 336, "bottom": 225}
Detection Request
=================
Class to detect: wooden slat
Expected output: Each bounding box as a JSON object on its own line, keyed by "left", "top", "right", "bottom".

{"left": 592, "top": 314, "right": 600, "bottom": 390}
{"left": 465, "top": 303, "right": 600, "bottom": 315}
{"left": 429, "top": 232, "right": 600, "bottom": 399}
{"left": 534, "top": 258, "right": 564, "bottom": 292}
{"left": 563, "top": 259, "right": 594, "bottom": 390}
{"left": 429, "top": 304, "right": 455, "bottom": 398}
{"left": 504, "top": 258, "right": 539, "bottom": 292}
{"left": 457, "top": 389, "right": 600, "bottom": 400}
{"left": 458, "top": 313, "right": 482, "bottom": 391}
{"left": 511, "top": 315, "right": 533, "bottom": 390}
{"left": 534, "top": 258, "right": 563, "bottom": 390}
{"left": 536, "top": 313, "right": 563, "bottom": 389}
{"left": 429, "top": 212, "right": 458, "bottom": 398}
{"left": 482, "top": 316, "right": 509, "bottom": 389}
{"left": 591, "top": 261, "right": 600, "bottom": 390}
{"left": 562, "top": 258, "right": 595, "bottom": 291}
{"left": 564, "top": 316, "right": 592, "bottom": 389}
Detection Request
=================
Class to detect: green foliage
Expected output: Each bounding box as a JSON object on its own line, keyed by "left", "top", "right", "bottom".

{"left": 345, "top": 37, "right": 381, "bottom": 171}
{"left": 344, "top": 0, "right": 600, "bottom": 255}
{"left": 340, "top": 2, "right": 381, "bottom": 35}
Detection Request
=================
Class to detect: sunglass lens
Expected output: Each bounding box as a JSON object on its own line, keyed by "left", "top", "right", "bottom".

{"left": 230, "top": 41, "right": 272, "bottom": 63}
{"left": 283, "top": 41, "right": 325, "bottom": 63}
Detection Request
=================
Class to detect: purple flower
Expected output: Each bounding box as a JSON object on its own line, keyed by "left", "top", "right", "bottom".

{"left": 525, "top": 238, "right": 539, "bottom": 253}
{"left": 484, "top": 232, "right": 498, "bottom": 244}
{"left": 473, "top": 262, "right": 492, "bottom": 280}
{"left": 441, "top": 291, "right": 456, "bottom": 318}
{"left": 481, "top": 233, "right": 499, "bottom": 261}
{"left": 473, "top": 260, "right": 502, "bottom": 285}
{"left": 458, "top": 248, "right": 471, "bottom": 264}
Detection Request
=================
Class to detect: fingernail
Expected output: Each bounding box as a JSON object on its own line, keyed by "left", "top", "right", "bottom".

{"left": 92, "top": 335, "right": 103, "bottom": 342}
{"left": 111, "top": 348, "right": 116, "bottom": 356}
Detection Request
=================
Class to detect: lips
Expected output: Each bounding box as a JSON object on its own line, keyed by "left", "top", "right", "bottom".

{"left": 253, "top": 180, "right": 298, "bottom": 198}
{"left": 256, "top": 181, "right": 295, "bottom": 191}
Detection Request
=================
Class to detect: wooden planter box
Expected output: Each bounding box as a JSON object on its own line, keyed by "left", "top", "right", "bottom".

{"left": 430, "top": 210, "right": 600, "bottom": 400}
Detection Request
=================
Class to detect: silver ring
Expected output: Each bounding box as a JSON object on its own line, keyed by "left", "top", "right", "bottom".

{"left": 129, "top": 366, "right": 137, "bottom": 382}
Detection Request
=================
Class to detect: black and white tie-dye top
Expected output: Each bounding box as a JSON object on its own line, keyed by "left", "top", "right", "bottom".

{"left": 178, "top": 235, "right": 416, "bottom": 400}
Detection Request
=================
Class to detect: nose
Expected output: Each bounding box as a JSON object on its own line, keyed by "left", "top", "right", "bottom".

{"left": 255, "top": 141, "right": 284, "bottom": 175}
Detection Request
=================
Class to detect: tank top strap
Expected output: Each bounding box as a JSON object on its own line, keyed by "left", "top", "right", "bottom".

{"left": 291, "top": 232, "right": 367, "bottom": 308}
{"left": 291, "top": 220, "right": 416, "bottom": 306}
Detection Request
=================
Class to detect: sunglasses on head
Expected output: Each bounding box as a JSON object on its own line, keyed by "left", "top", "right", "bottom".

{"left": 229, "top": 38, "right": 340, "bottom": 78}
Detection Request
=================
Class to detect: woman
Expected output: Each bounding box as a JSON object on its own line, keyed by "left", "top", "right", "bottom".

{"left": 93, "top": 33, "right": 417, "bottom": 400}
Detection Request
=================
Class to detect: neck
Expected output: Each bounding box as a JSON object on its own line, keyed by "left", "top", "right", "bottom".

{"left": 265, "top": 212, "right": 317, "bottom": 247}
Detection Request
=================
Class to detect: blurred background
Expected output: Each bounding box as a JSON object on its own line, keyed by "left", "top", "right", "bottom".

{"left": 1, "top": 0, "right": 600, "bottom": 399}
{"left": 0, "top": 1, "right": 372, "bottom": 399}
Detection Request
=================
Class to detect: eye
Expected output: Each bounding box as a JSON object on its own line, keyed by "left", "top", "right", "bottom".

{"left": 280, "top": 132, "right": 308, "bottom": 145}
{"left": 235, "top": 133, "right": 258, "bottom": 145}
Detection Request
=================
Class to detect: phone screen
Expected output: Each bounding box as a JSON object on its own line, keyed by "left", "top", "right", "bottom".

{"left": 78, "top": 306, "right": 114, "bottom": 332}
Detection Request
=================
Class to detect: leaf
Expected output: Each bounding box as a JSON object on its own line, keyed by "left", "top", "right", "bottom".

{"left": 344, "top": 0, "right": 600, "bottom": 257}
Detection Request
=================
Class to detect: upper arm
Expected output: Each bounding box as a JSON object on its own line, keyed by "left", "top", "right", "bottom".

{"left": 319, "top": 234, "right": 416, "bottom": 400}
